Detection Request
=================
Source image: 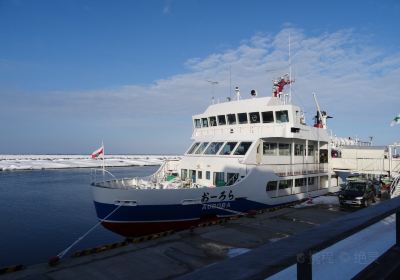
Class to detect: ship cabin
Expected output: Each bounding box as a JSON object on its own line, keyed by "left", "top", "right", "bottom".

{"left": 178, "top": 96, "right": 332, "bottom": 192}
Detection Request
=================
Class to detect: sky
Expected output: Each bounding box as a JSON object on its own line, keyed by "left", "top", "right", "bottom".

{"left": 0, "top": 0, "right": 399, "bottom": 154}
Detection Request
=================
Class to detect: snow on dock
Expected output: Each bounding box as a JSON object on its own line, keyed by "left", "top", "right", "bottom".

{"left": 0, "top": 155, "right": 181, "bottom": 171}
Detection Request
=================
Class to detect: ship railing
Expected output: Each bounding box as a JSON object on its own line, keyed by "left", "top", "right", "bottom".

{"left": 92, "top": 159, "right": 181, "bottom": 189}
{"left": 271, "top": 163, "right": 328, "bottom": 177}
{"left": 390, "top": 175, "right": 400, "bottom": 198}
{"left": 90, "top": 168, "right": 117, "bottom": 185}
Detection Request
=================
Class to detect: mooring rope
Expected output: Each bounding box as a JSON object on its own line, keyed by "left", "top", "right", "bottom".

{"left": 56, "top": 203, "right": 123, "bottom": 260}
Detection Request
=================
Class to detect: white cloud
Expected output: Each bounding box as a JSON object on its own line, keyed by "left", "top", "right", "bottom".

{"left": 3, "top": 28, "right": 400, "bottom": 148}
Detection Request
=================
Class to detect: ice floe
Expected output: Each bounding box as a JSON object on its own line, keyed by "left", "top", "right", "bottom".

{"left": 0, "top": 155, "right": 181, "bottom": 171}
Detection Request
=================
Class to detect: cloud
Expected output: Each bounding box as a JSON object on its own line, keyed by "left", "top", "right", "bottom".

{"left": 2, "top": 27, "right": 400, "bottom": 150}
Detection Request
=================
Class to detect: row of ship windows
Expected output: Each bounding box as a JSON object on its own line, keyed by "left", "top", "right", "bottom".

{"left": 181, "top": 169, "right": 239, "bottom": 186}
{"left": 187, "top": 141, "right": 316, "bottom": 157}
{"left": 263, "top": 142, "right": 315, "bottom": 156}
{"left": 194, "top": 110, "right": 289, "bottom": 128}
{"left": 266, "top": 177, "right": 316, "bottom": 192}
{"left": 187, "top": 141, "right": 253, "bottom": 156}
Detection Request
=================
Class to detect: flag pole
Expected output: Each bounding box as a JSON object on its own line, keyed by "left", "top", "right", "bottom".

{"left": 102, "top": 140, "right": 105, "bottom": 177}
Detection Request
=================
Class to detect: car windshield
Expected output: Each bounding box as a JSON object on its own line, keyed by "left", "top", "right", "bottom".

{"left": 345, "top": 183, "right": 366, "bottom": 192}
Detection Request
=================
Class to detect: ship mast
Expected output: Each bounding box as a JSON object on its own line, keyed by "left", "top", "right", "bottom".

{"left": 289, "top": 33, "right": 292, "bottom": 103}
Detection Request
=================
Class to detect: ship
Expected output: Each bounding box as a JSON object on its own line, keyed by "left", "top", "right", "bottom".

{"left": 91, "top": 74, "right": 344, "bottom": 237}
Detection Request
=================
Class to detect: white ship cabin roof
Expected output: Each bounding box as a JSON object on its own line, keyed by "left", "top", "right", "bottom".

{"left": 191, "top": 96, "right": 328, "bottom": 143}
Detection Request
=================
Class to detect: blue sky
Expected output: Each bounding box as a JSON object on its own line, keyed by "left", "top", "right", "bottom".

{"left": 1, "top": 0, "right": 399, "bottom": 154}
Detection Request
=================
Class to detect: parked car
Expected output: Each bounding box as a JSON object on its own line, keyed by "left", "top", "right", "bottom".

{"left": 338, "top": 179, "right": 376, "bottom": 207}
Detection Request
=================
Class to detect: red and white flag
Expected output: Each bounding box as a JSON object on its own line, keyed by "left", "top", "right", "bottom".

{"left": 91, "top": 146, "right": 104, "bottom": 159}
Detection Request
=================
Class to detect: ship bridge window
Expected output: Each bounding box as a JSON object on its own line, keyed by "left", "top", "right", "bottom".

{"left": 276, "top": 110, "right": 289, "bottom": 123}
{"left": 195, "top": 142, "right": 209, "bottom": 154}
{"left": 187, "top": 142, "right": 200, "bottom": 154}
{"left": 263, "top": 142, "right": 277, "bottom": 155}
{"left": 204, "top": 142, "right": 224, "bottom": 155}
{"left": 233, "top": 142, "right": 253, "bottom": 155}
{"left": 238, "top": 113, "right": 248, "bottom": 124}
{"left": 219, "top": 142, "right": 238, "bottom": 155}
{"left": 249, "top": 112, "right": 260, "bottom": 123}
{"left": 218, "top": 115, "right": 226, "bottom": 125}
{"left": 278, "top": 143, "right": 291, "bottom": 156}
{"left": 262, "top": 111, "right": 274, "bottom": 123}
{"left": 202, "top": 118, "right": 209, "bottom": 127}
{"left": 209, "top": 116, "right": 217, "bottom": 126}
{"left": 194, "top": 119, "right": 201, "bottom": 128}
{"left": 227, "top": 114, "right": 237, "bottom": 125}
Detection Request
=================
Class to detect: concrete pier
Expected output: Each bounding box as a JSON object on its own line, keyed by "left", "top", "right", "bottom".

{"left": 1, "top": 200, "right": 349, "bottom": 280}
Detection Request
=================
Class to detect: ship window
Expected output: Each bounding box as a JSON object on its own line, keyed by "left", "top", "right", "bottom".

{"left": 195, "top": 142, "right": 209, "bottom": 154}
{"left": 308, "top": 145, "right": 314, "bottom": 156}
{"left": 204, "top": 142, "right": 224, "bottom": 155}
{"left": 266, "top": 181, "right": 277, "bottom": 192}
{"left": 233, "top": 142, "right": 253, "bottom": 155}
{"left": 201, "top": 118, "right": 209, "bottom": 127}
{"left": 209, "top": 116, "right": 217, "bottom": 127}
{"left": 263, "top": 142, "right": 277, "bottom": 155}
{"left": 219, "top": 142, "right": 238, "bottom": 155}
{"left": 227, "top": 173, "right": 239, "bottom": 186}
{"left": 262, "top": 111, "right": 274, "bottom": 123}
{"left": 276, "top": 110, "right": 289, "bottom": 123}
{"left": 295, "top": 178, "right": 306, "bottom": 187}
{"left": 218, "top": 115, "right": 226, "bottom": 125}
{"left": 187, "top": 142, "right": 200, "bottom": 154}
{"left": 181, "top": 169, "right": 188, "bottom": 180}
{"left": 278, "top": 143, "right": 291, "bottom": 156}
{"left": 227, "top": 114, "right": 237, "bottom": 125}
{"left": 294, "top": 144, "right": 304, "bottom": 156}
{"left": 238, "top": 113, "right": 248, "bottom": 124}
{"left": 198, "top": 171, "right": 202, "bottom": 179}
{"left": 194, "top": 119, "right": 201, "bottom": 128}
{"left": 279, "top": 180, "right": 293, "bottom": 189}
{"left": 249, "top": 112, "right": 260, "bottom": 123}
{"left": 206, "top": 171, "right": 211, "bottom": 180}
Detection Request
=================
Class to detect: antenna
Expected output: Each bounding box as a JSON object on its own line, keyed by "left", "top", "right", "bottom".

{"left": 289, "top": 33, "right": 292, "bottom": 103}
{"left": 207, "top": 80, "right": 218, "bottom": 98}
{"left": 229, "top": 65, "right": 232, "bottom": 99}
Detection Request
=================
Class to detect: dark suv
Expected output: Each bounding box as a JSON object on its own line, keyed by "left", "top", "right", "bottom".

{"left": 338, "top": 179, "right": 376, "bottom": 207}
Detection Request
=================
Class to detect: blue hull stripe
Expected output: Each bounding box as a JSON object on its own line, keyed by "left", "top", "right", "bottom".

{"left": 94, "top": 199, "right": 269, "bottom": 222}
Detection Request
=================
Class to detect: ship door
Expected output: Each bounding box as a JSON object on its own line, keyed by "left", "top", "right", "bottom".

{"left": 189, "top": 169, "right": 196, "bottom": 183}
{"left": 319, "top": 149, "right": 328, "bottom": 163}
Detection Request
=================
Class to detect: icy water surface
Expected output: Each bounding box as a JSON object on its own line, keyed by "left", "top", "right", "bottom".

{"left": 0, "top": 166, "right": 158, "bottom": 267}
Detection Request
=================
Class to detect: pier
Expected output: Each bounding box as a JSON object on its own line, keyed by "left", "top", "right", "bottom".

{"left": 1, "top": 199, "right": 349, "bottom": 280}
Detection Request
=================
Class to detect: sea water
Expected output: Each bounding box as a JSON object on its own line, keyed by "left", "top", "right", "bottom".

{"left": 0, "top": 166, "right": 158, "bottom": 267}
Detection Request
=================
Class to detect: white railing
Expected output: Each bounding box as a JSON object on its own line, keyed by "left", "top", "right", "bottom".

{"left": 92, "top": 159, "right": 181, "bottom": 189}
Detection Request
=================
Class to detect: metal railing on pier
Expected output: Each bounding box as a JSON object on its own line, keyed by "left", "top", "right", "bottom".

{"left": 177, "top": 196, "right": 400, "bottom": 280}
